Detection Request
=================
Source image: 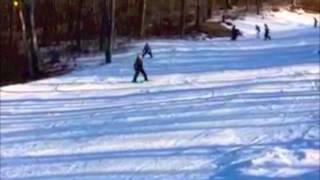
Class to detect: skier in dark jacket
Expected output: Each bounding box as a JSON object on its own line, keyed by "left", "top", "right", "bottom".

{"left": 132, "top": 54, "right": 148, "bottom": 83}
{"left": 142, "top": 43, "right": 153, "bottom": 58}
{"left": 231, "top": 25, "right": 241, "bottom": 41}
{"left": 264, "top": 24, "right": 271, "bottom": 40}
{"left": 314, "top": 17, "right": 318, "bottom": 28}
{"left": 255, "top": 25, "right": 261, "bottom": 39}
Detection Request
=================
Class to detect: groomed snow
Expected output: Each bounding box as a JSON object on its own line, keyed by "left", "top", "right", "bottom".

{"left": 1, "top": 10, "right": 319, "bottom": 180}
{"left": 223, "top": 8, "right": 320, "bottom": 35}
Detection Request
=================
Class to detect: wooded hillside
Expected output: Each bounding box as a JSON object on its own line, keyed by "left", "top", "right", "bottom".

{"left": 0, "top": 0, "right": 319, "bottom": 85}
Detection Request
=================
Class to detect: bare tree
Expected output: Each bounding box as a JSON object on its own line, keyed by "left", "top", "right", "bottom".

{"left": 207, "top": 0, "right": 213, "bottom": 19}
{"left": 291, "top": 0, "right": 296, "bottom": 9}
{"left": 256, "top": 0, "right": 261, "bottom": 15}
{"left": 245, "top": 0, "right": 249, "bottom": 11}
{"left": 139, "top": 0, "right": 147, "bottom": 37}
{"left": 18, "top": 0, "right": 40, "bottom": 77}
{"left": 180, "top": 0, "right": 186, "bottom": 36}
{"left": 18, "top": 0, "right": 33, "bottom": 77}
{"left": 105, "top": 0, "right": 115, "bottom": 64}
{"left": 28, "top": 0, "right": 41, "bottom": 71}
{"left": 9, "top": 0, "right": 14, "bottom": 45}
{"left": 76, "top": 0, "right": 84, "bottom": 51}
{"left": 196, "top": 0, "right": 201, "bottom": 28}
{"left": 99, "top": 0, "right": 108, "bottom": 51}
{"left": 225, "top": 0, "right": 230, "bottom": 9}
{"left": 67, "top": 0, "right": 75, "bottom": 38}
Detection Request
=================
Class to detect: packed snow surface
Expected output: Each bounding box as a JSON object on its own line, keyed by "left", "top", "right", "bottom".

{"left": 1, "top": 10, "right": 320, "bottom": 180}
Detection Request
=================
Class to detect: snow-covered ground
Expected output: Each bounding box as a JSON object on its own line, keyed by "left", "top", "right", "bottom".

{"left": 1, "top": 10, "right": 319, "bottom": 180}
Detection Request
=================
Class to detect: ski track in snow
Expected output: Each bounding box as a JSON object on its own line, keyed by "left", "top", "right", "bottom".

{"left": 1, "top": 11, "right": 320, "bottom": 180}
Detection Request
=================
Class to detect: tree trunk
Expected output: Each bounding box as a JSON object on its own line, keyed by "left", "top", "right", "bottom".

{"left": 207, "top": 0, "right": 213, "bottom": 19}
{"left": 28, "top": 0, "right": 41, "bottom": 72}
{"left": 256, "top": 0, "right": 260, "bottom": 15}
{"left": 19, "top": 0, "right": 40, "bottom": 77}
{"left": 139, "top": 0, "right": 147, "bottom": 37}
{"left": 196, "top": 0, "right": 201, "bottom": 28}
{"left": 225, "top": 0, "right": 230, "bottom": 9}
{"left": 18, "top": 0, "right": 34, "bottom": 77}
{"left": 169, "top": 0, "right": 175, "bottom": 15}
{"left": 9, "top": 1, "right": 14, "bottom": 45}
{"left": 105, "top": 0, "right": 115, "bottom": 64}
{"left": 245, "top": 0, "right": 249, "bottom": 11}
{"left": 67, "top": 0, "right": 74, "bottom": 35}
{"left": 99, "top": 0, "right": 108, "bottom": 51}
{"left": 180, "top": 0, "right": 186, "bottom": 36}
{"left": 201, "top": 0, "right": 207, "bottom": 22}
{"left": 111, "top": 0, "right": 117, "bottom": 49}
{"left": 126, "top": 0, "right": 130, "bottom": 17}
{"left": 291, "top": 0, "right": 296, "bottom": 9}
{"left": 40, "top": 1, "right": 48, "bottom": 45}
{"left": 76, "top": 0, "right": 83, "bottom": 51}
{"left": 127, "top": 0, "right": 136, "bottom": 39}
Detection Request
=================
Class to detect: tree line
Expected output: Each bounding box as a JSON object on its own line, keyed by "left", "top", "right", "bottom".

{"left": 0, "top": 0, "right": 318, "bottom": 85}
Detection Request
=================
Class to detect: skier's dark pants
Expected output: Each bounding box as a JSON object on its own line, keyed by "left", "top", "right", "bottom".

{"left": 264, "top": 32, "right": 271, "bottom": 40}
{"left": 143, "top": 51, "right": 153, "bottom": 58}
{"left": 133, "top": 69, "right": 148, "bottom": 82}
{"left": 264, "top": 35, "right": 271, "bottom": 40}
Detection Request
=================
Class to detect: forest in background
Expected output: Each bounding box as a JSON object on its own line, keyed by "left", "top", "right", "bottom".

{"left": 0, "top": 0, "right": 319, "bottom": 85}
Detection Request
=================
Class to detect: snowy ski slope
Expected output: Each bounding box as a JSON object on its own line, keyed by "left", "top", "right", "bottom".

{"left": 1, "top": 10, "right": 320, "bottom": 180}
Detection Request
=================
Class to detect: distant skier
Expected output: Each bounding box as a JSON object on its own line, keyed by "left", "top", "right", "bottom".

{"left": 255, "top": 25, "right": 261, "bottom": 39}
{"left": 314, "top": 17, "right": 318, "bottom": 28}
{"left": 142, "top": 43, "right": 153, "bottom": 58}
{"left": 264, "top": 24, "right": 271, "bottom": 40}
{"left": 132, "top": 54, "right": 148, "bottom": 83}
{"left": 231, "top": 25, "right": 241, "bottom": 41}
